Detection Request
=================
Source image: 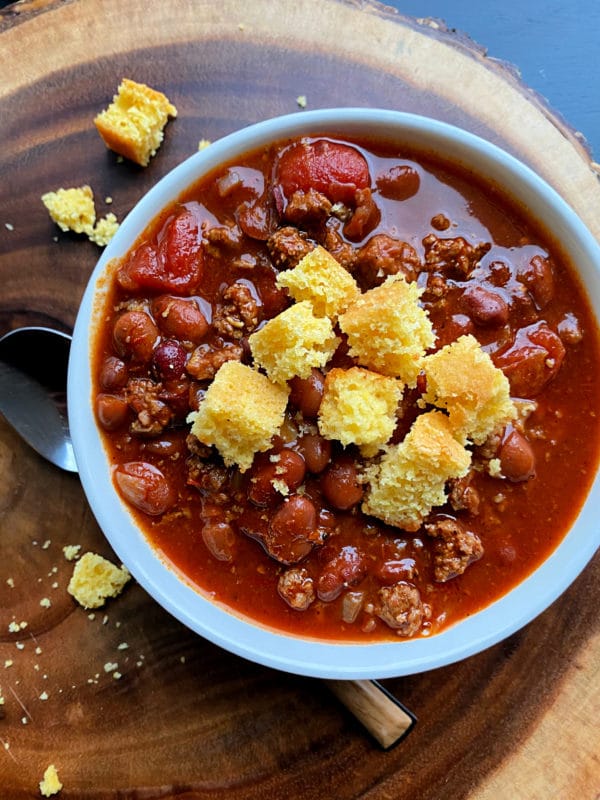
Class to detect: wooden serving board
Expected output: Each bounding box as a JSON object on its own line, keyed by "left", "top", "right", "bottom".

{"left": 1, "top": 1, "right": 599, "bottom": 797}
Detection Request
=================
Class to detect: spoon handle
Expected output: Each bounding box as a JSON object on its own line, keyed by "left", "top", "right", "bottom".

{"left": 326, "top": 678, "right": 417, "bottom": 749}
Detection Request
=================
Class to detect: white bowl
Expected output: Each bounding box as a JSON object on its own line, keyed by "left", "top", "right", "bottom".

{"left": 68, "top": 109, "right": 600, "bottom": 679}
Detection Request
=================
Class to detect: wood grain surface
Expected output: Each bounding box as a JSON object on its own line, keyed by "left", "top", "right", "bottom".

{"left": 1, "top": 1, "right": 599, "bottom": 797}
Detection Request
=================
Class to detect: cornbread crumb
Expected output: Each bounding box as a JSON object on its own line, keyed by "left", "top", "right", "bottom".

{"left": 39, "top": 764, "right": 62, "bottom": 797}
{"left": 41, "top": 186, "right": 95, "bottom": 235}
{"left": 318, "top": 367, "right": 402, "bottom": 454}
{"left": 339, "top": 275, "right": 435, "bottom": 386}
{"left": 188, "top": 361, "right": 289, "bottom": 472}
{"left": 362, "top": 411, "right": 471, "bottom": 531}
{"left": 39, "top": 691, "right": 49, "bottom": 701}
{"left": 296, "top": 95, "right": 307, "bottom": 108}
{"left": 198, "top": 138, "right": 212, "bottom": 151}
{"left": 40, "top": 598, "right": 51, "bottom": 608}
{"left": 67, "top": 552, "right": 131, "bottom": 609}
{"left": 94, "top": 78, "right": 177, "bottom": 167}
{"left": 62, "top": 544, "right": 81, "bottom": 561}
{"left": 6, "top": 577, "right": 14, "bottom": 588}
{"left": 422, "top": 334, "right": 516, "bottom": 444}
{"left": 249, "top": 300, "right": 339, "bottom": 384}
{"left": 89, "top": 213, "right": 120, "bottom": 247}
{"left": 276, "top": 245, "right": 359, "bottom": 319}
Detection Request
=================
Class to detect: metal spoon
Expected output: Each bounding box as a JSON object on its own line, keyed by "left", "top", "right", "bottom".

{"left": 0, "top": 326, "right": 76, "bottom": 472}
{"left": 0, "top": 325, "right": 415, "bottom": 746}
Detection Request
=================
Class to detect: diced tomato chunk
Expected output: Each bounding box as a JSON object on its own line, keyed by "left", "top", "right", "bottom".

{"left": 275, "top": 139, "right": 370, "bottom": 205}
{"left": 118, "top": 207, "right": 202, "bottom": 293}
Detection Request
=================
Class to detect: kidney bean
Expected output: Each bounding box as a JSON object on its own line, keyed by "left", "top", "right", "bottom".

{"left": 248, "top": 449, "right": 306, "bottom": 507}
{"left": 113, "top": 310, "right": 159, "bottom": 363}
{"left": 151, "top": 296, "right": 209, "bottom": 343}
{"left": 377, "top": 558, "right": 418, "bottom": 585}
{"left": 143, "top": 436, "right": 182, "bottom": 458}
{"left": 202, "top": 521, "right": 236, "bottom": 562}
{"left": 321, "top": 455, "right": 364, "bottom": 510}
{"left": 96, "top": 393, "right": 129, "bottom": 431}
{"left": 265, "top": 495, "right": 318, "bottom": 564}
{"left": 297, "top": 434, "right": 332, "bottom": 474}
{"left": 317, "top": 545, "right": 367, "bottom": 602}
{"left": 152, "top": 339, "right": 187, "bottom": 380}
{"left": 114, "top": 461, "right": 175, "bottom": 515}
{"left": 288, "top": 368, "right": 325, "bottom": 418}
{"left": 376, "top": 164, "right": 420, "bottom": 200}
{"left": 494, "top": 322, "right": 565, "bottom": 396}
{"left": 519, "top": 254, "right": 554, "bottom": 309}
{"left": 461, "top": 284, "right": 509, "bottom": 327}
{"left": 99, "top": 356, "right": 128, "bottom": 391}
{"left": 499, "top": 429, "right": 536, "bottom": 482}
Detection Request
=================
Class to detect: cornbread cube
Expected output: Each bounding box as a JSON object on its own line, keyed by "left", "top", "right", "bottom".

{"left": 67, "top": 552, "right": 131, "bottom": 609}
{"left": 362, "top": 410, "right": 471, "bottom": 531}
{"left": 249, "top": 300, "right": 339, "bottom": 384}
{"left": 422, "top": 334, "right": 516, "bottom": 444}
{"left": 41, "top": 185, "right": 95, "bottom": 235}
{"left": 188, "top": 361, "right": 289, "bottom": 471}
{"left": 338, "top": 274, "right": 435, "bottom": 386}
{"left": 276, "top": 245, "right": 360, "bottom": 319}
{"left": 318, "top": 367, "right": 403, "bottom": 454}
{"left": 94, "top": 78, "right": 177, "bottom": 167}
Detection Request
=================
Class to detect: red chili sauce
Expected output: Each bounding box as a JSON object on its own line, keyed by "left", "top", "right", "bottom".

{"left": 93, "top": 135, "right": 600, "bottom": 642}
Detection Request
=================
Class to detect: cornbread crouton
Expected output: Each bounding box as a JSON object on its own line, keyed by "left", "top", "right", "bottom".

{"left": 318, "top": 367, "right": 403, "bottom": 455}
{"left": 94, "top": 78, "right": 177, "bottom": 167}
{"left": 362, "top": 410, "right": 471, "bottom": 531}
{"left": 41, "top": 185, "right": 95, "bottom": 235}
{"left": 276, "top": 245, "right": 360, "bottom": 319}
{"left": 188, "top": 360, "right": 289, "bottom": 471}
{"left": 39, "top": 764, "right": 62, "bottom": 797}
{"left": 67, "top": 552, "right": 131, "bottom": 609}
{"left": 422, "top": 334, "right": 516, "bottom": 444}
{"left": 249, "top": 300, "right": 339, "bottom": 384}
{"left": 338, "top": 274, "right": 435, "bottom": 386}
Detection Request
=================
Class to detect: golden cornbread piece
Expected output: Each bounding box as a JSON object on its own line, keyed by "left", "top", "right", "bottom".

{"left": 94, "top": 78, "right": 177, "bottom": 166}
{"left": 67, "top": 552, "right": 131, "bottom": 609}
{"left": 422, "top": 334, "right": 517, "bottom": 444}
{"left": 248, "top": 300, "right": 339, "bottom": 384}
{"left": 41, "top": 185, "right": 95, "bottom": 235}
{"left": 318, "top": 367, "right": 403, "bottom": 454}
{"left": 188, "top": 360, "right": 289, "bottom": 472}
{"left": 338, "top": 274, "right": 435, "bottom": 386}
{"left": 276, "top": 245, "right": 360, "bottom": 319}
{"left": 362, "top": 410, "right": 471, "bottom": 531}
{"left": 39, "top": 764, "right": 63, "bottom": 797}
{"left": 88, "top": 212, "right": 120, "bottom": 247}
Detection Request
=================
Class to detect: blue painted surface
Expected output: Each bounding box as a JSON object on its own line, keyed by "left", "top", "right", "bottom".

{"left": 389, "top": 1, "right": 600, "bottom": 158}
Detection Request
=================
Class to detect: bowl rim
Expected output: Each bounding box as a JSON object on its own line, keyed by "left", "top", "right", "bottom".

{"left": 68, "top": 108, "right": 600, "bottom": 679}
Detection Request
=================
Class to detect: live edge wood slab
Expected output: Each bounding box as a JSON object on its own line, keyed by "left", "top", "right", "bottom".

{"left": 1, "top": 1, "right": 599, "bottom": 797}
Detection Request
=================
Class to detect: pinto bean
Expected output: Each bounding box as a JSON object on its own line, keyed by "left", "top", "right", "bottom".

{"left": 99, "top": 356, "right": 128, "bottom": 391}
{"left": 317, "top": 545, "right": 367, "bottom": 602}
{"left": 499, "top": 429, "right": 536, "bottom": 482}
{"left": 96, "top": 393, "right": 129, "bottom": 431}
{"left": 113, "top": 310, "right": 159, "bottom": 363}
{"left": 494, "top": 322, "right": 565, "bottom": 396}
{"left": 288, "top": 368, "right": 325, "bottom": 418}
{"left": 266, "top": 495, "right": 318, "bottom": 564}
{"left": 297, "top": 434, "right": 332, "bottom": 474}
{"left": 248, "top": 449, "right": 306, "bottom": 507}
{"left": 151, "top": 296, "right": 209, "bottom": 343}
{"left": 461, "top": 284, "right": 510, "bottom": 327}
{"left": 321, "top": 455, "right": 364, "bottom": 510}
{"left": 202, "top": 521, "right": 236, "bottom": 562}
{"left": 376, "top": 164, "right": 420, "bottom": 200}
{"left": 114, "top": 461, "right": 175, "bottom": 516}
